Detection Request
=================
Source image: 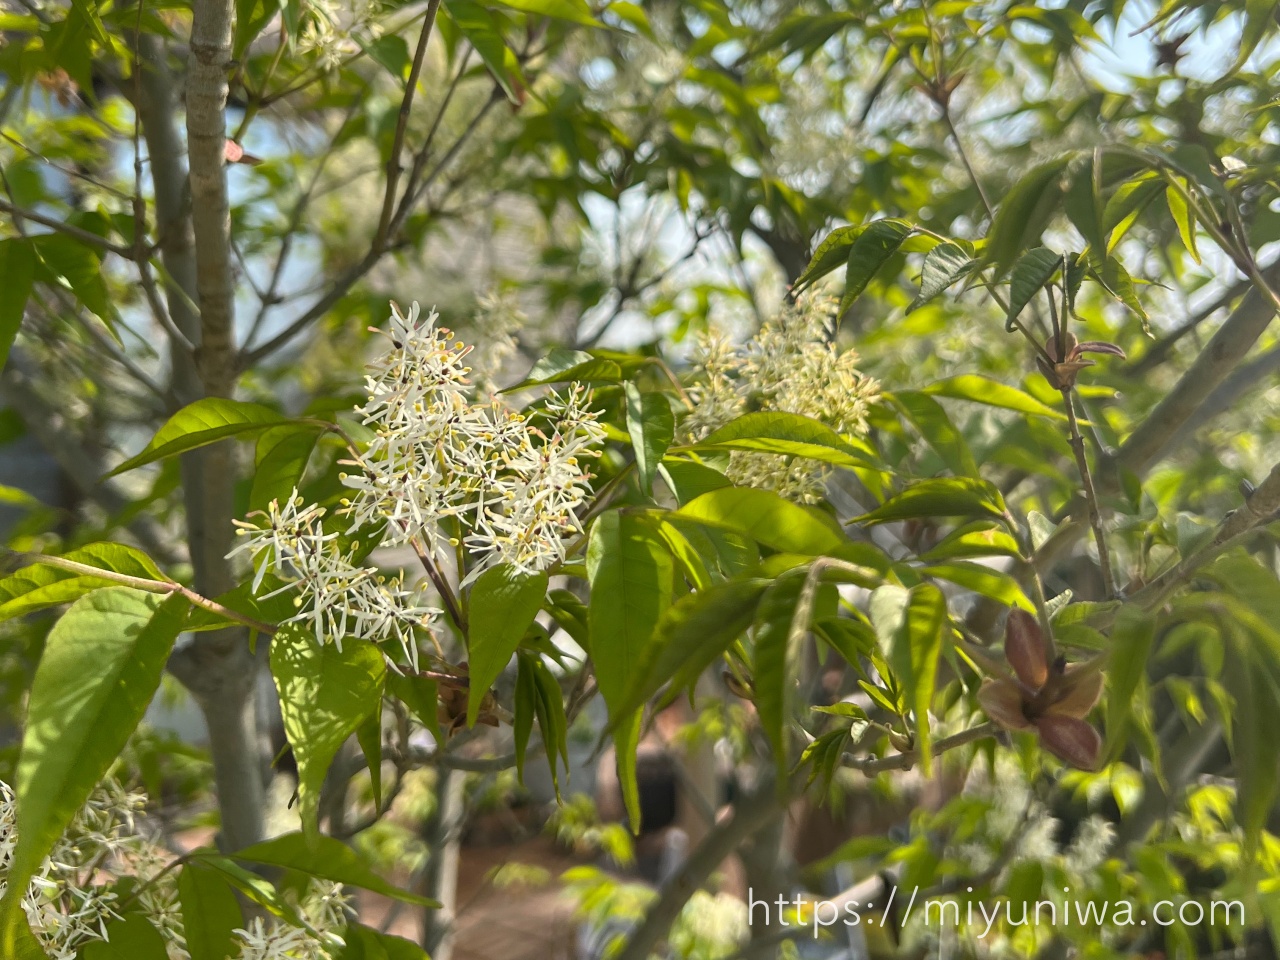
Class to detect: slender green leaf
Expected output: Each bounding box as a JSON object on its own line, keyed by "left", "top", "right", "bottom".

{"left": 888, "top": 391, "right": 977, "bottom": 477}
{"left": 1104, "top": 606, "right": 1154, "bottom": 755}
{"left": 234, "top": 832, "right": 438, "bottom": 905}
{"left": 107, "top": 398, "right": 288, "bottom": 477}
{"left": 921, "top": 375, "right": 1066, "bottom": 421}
{"left": 754, "top": 567, "right": 817, "bottom": 779}
{"left": 0, "top": 239, "right": 35, "bottom": 374}
{"left": 676, "top": 487, "right": 847, "bottom": 556}
{"left": 840, "top": 218, "right": 913, "bottom": 314}
{"left": 855, "top": 477, "right": 1007, "bottom": 525}
{"left": 178, "top": 862, "right": 243, "bottom": 960}
{"left": 795, "top": 223, "right": 867, "bottom": 289}
{"left": 870, "top": 584, "right": 948, "bottom": 772}
{"left": 2, "top": 590, "right": 187, "bottom": 947}
{"left": 490, "top": 0, "right": 598, "bottom": 26}
{"left": 691, "top": 411, "right": 877, "bottom": 469}
{"left": 0, "top": 543, "right": 167, "bottom": 621}
{"left": 1165, "top": 184, "right": 1199, "bottom": 264}
{"left": 617, "top": 577, "right": 769, "bottom": 718}
{"left": 587, "top": 510, "right": 673, "bottom": 831}
{"left": 624, "top": 383, "right": 675, "bottom": 496}
{"left": 467, "top": 564, "right": 549, "bottom": 725}
{"left": 1006, "top": 247, "right": 1061, "bottom": 331}
{"left": 921, "top": 561, "right": 1032, "bottom": 611}
{"left": 250, "top": 426, "right": 321, "bottom": 513}
{"left": 911, "top": 240, "right": 974, "bottom": 311}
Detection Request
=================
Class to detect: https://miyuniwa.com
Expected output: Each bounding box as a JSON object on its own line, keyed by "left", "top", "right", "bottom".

{"left": 748, "top": 886, "right": 1245, "bottom": 940}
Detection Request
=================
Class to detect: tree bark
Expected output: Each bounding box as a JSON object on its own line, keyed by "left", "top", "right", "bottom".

{"left": 131, "top": 5, "right": 265, "bottom": 851}
{"left": 420, "top": 767, "right": 466, "bottom": 960}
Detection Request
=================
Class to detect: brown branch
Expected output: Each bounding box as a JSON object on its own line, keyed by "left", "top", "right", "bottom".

{"left": 843, "top": 721, "right": 997, "bottom": 774}
{"left": 0, "top": 199, "right": 136, "bottom": 258}
{"left": 1062, "top": 387, "right": 1117, "bottom": 597}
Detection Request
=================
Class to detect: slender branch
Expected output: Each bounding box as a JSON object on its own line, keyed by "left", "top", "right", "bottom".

{"left": 411, "top": 539, "right": 466, "bottom": 633}
{"left": 2, "top": 550, "right": 278, "bottom": 634}
{"left": 1127, "top": 277, "right": 1251, "bottom": 375}
{"left": 375, "top": 0, "right": 444, "bottom": 249}
{"left": 939, "top": 103, "right": 994, "bottom": 221}
{"left": 611, "top": 782, "right": 785, "bottom": 960}
{"left": 1061, "top": 387, "right": 1117, "bottom": 598}
{"left": 843, "top": 721, "right": 996, "bottom": 774}
{"left": 0, "top": 199, "right": 135, "bottom": 258}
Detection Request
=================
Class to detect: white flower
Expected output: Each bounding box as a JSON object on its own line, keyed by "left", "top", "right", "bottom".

{"left": 684, "top": 292, "right": 879, "bottom": 502}
{"left": 234, "top": 881, "right": 350, "bottom": 960}
{"left": 229, "top": 489, "right": 438, "bottom": 669}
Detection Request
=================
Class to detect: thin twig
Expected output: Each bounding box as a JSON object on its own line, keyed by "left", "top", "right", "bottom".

{"left": 1062, "top": 387, "right": 1117, "bottom": 598}
{"left": 0, "top": 199, "right": 136, "bottom": 259}
{"left": 843, "top": 721, "right": 997, "bottom": 774}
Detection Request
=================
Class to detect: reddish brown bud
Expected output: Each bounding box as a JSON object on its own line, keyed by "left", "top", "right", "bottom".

{"left": 1004, "top": 609, "right": 1049, "bottom": 692}
{"left": 978, "top": 679, "right": 1034, "bottom": 731}
{"left": 1035, "top": 714, "right": 1102, "bottom": 770}
{"left": 1050, "top": 662, "right": 1104, "bottom": 719}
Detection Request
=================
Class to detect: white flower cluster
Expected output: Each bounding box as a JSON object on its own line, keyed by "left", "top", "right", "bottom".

{"left": 0, "top": 779, "right": 349, "bottom": 960}
{"left": 230, "top": 302, "right": 603, "bottom": 658}
{"left": 342, "top": 302, "right": 604, "bottom": 575}
{"left": 229, "top": 494, "right": 437, "bottom": 669}
{"left": 685, "top": 293, "right": 879, "bottom": 502}
{"left": 235, "top": 882, "right": 350, "bottom": 960}
{"left": 297, "top": 0, "right": 383, "bottom": 70}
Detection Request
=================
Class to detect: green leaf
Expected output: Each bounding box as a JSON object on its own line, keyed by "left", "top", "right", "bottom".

{"left": 870, "top": 584, "right": 948, "bottom": 772}
{"left": 587, "top": 510, "right": 673, "bottom": 831}
{"left": 617, "top": 578, "right": 769, "bottom": 718}
{"left": 887, "top": 391, "right": 977, "bottom": 478}
{"left": 357, "top": 713, "right": 383, "bottom": 811}
{"left": 911, "top": 240, "right": 974, "bottom": 311}
{"left": 691, "top": 411, "right": 877, "bottom": 469}
{"left": 1096, "top": 255, "right": 1149, "bottom": 331}
{"left": 1233, "top": 0, "right": 1280, "bottom": 71}
{"left": 107, "top": 397, "right": 289, "bottom": 477}
{"left": 754, "top": 567, "right": 818, "bottom": 780}
{"left": 0, "top": 239, "right": 35, "bottom": 374}
{"left": 234, "top": 832, "right": 439, "bottom": 906}
{"left": 32, "top": 234, "right": 113, "bottom": 324}
{"left": 675, "top": 487, "right": 847, "bottom": 556}
{"left": 0, "top": 543, "right": 167, "bottom": 621}
{"left": 270, "top": 628, "right": 387, "bottom": 841}
{"left": 921, "top": 561, "right": 1032, "bottom": 611}
{"left": 1103, "top": 605, "right": 1154, "bottom": 756}
{"left": 795, "top": 223, "right": 867, "bottom": 289}
{"left": 1006, "top": 247, "right": 1061, "bottom": 331}
{"left": 1165, "top": 184, "right": 1199, "bottom": 264}
{"left": 335, "top": 923, "right": 432, "bottom": 960}
{"left": 233, "top": 0, "right": 280, "bottom": 57}
{"left": 624, "top": 383, "right": 675, "bottom": 496}
{"left": 920, "top": 522, "right": 1021, "bottom": 561}
{"left": 387, "top": 673, "right": 441, "bottom": 742}
{"left": 840, "top": 218, "right": 914, "bottom": 314}
{"left": 443, "top": 0, "right": 527, "bottom": 104}
{"left": 854, "top": 477, "right": 1007, "bottom": 525}
{"left": 986, "top": 156, "right": 1072, "bottom": 274}
{"left": 490, "top": 0, "right": 599, "bottom": 25}
{"left": 525, "top": 651, "right": 570, "bottom": 799}
{"left": 508, "top": 348, "right": 621, "bottom": 390}
{"left": 250, "top": 426, "right": 321, "bottom": 513}
{"left": 2, "top": 590, "right": 187, "bottom": 946}
{"left": 467, "top": 563, "right": 549, "bottom": 726}
{"left": 187, "top": 853, "right": 306, "bottom": 926}
{"left": 921, "top": 375, "right": 1066, "bottom": 421}
{"left": 178, "top": 862, "right": 244, "bottom": 960}
{"left": 82, "top": 914, "right": 169, "bottom": 960}
{"left": 658, "top": 459, "right": 731, "bottom": 505}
